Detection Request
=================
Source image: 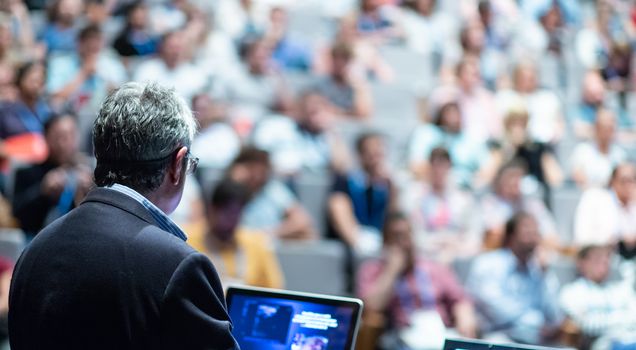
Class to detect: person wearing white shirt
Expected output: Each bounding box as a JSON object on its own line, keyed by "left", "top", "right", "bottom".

{"left": 133, "top": 31, "right": 208, "bottom": 102}
{"left": 574, "top": 162, "right": 636, "bottom": 249}
{"left": 252, "top": 91, "right": 349, "bottom": 177}
{"left": 190, "top": 93, "right": 240, "bottom": 170}
{"left": 560, "top": 245, "right": 636, "bottom": 349}
{"left": 570, "top": 109, "right": 626, "bottom": 189}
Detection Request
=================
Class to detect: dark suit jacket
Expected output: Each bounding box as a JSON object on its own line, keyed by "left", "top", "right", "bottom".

{"left": 8, "top": 187, "right": 239, "bottom": 350}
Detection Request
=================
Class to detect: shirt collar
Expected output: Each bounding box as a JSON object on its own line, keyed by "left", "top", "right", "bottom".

{"left": 106, "top": 183, "right": 188, "bottom": 241}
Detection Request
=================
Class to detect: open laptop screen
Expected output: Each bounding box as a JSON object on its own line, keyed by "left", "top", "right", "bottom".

{"left": 226, "top": 286, "right": 363, "bottom": 350}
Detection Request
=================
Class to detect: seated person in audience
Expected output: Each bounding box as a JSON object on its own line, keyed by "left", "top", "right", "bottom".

{"left": 228, "top": 147, "right": 315, "bottom": 240}
{"left": 356, "top": 0, "right": 402, "bottom": 44}
{"left": 406, "top": 147, "right": 480, "bottom": 264}
{"left": 112, "top": 1, "right": 159, "bottom": 58}
{"left": 357, "top": 212, "right": 477, "bottom": 349}
{"left": 12, "top": 114, "right": 92, "bottom": 238}
{"left": 221, "top": 36, "right": 292, "bottom": 127}
{"left": 574, "top": 162, "right": 636, "bottom": 258}
{"left": 327, "top": 132, "right": 395, "bottom": 253}
{"left": 467, "top": 212, "right": 563, "bottom": 345}
{"left": 186, "top": 179, "right": 284, "bottom": 289}
{"left": 314, "top": 15, "right": 393, "bottom": 82}
{"left": 0, "top": 61, "right": 53, "bottom": 139}
{"left": 570, "top": 108, "right": 626, "bottom": 189}
{"left": 495, "top": 61, "right": 564, "bottom": 144}
{"left": 571, "top": 71, "right": 606, "bottom": 138}
{"left": 559, "top": 245, "right": 636, "bottom": 350}
{"left": 479, "top": 160, "right": 558, "bottom": 248}
{"left": 46, "top": 24, "right": 127, "bottom": 111}
{"left": 38, "top": 0, "right": 83, "bottom": 54}
{"left": 190, "top": 93, "right": 240, "bottom": 170}
{"left": 265, "top": 6, "right": 313, "bottom": 72}
{"left": 252, "top": 90, "right": 350, "bottom": 178}
{"left": 313, "top": 43, "right": 372, "bottom": 119}
{"left": 496, "top": 106, "right": 563, "bottom": 202}
{"left": 133, "top": 30, "right": 206, "bottom": 102}
{"left": 408, "top": 101, "right": 496, "bottom": 189}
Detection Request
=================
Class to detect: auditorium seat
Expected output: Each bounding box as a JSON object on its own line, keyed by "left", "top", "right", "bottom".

{"left": 550, "top": 185, "right": 582, "bottom": 244}
{"left": 295, "top": 171, "right": 331, "bottom": 237}
{"left": 275, "top": 239, "right": 348, "bottom": 296}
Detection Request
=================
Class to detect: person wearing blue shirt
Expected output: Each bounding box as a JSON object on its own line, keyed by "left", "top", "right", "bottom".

{"left": 466, "top": 212, "right": 564, "bottom": 345}
{"left": 0, "top": 61, "right": 52, "bottom": 139}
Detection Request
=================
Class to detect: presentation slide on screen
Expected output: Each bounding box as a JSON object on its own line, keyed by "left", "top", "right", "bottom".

{"left": 228, "top": 295, "right": 354, "bottom": 350}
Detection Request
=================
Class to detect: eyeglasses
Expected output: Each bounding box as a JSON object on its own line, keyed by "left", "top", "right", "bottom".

{"left": 185, "top": 150, "right": 199, "bottom": 175}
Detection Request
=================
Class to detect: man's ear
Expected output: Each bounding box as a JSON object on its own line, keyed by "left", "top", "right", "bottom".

{"left": 170, "top": 146, "right": 188, "bottom": 186}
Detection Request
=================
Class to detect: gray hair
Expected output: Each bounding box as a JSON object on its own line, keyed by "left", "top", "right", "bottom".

{"left": 93, "top": 82, "right": 197, "bottom": 193}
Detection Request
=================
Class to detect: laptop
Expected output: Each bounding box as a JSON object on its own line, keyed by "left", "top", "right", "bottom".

{"left": 444, "top": 338, "right": 564, "bottom": 350}
{"left": 226, "top": 286, "right": 363, "bottom": 350}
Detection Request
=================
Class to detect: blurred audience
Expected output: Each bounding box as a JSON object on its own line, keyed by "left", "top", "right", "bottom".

{"left": 408, "top": 101, "right": 495, "bottom": 189}
{"left": 190, "top": 93, "right": 240, "bottom": 170}
{"left": 46, "top": 24, "right": 126, "bottom": 111}
{"left": 357, "top": 212, "right": 477, "bottom": 349}
{"left": 480, "top": 160, "right": 558, "bottom": 248}
{"left": 467, "top": 212, "right": 563, "bottom": 345}
{"left": 313, "top": 42, "right": 372, "bottom": 119}
{"left": 133, "top": 30, "right": 205, "bottom": 102}
{"left": 265, "top": 6, "right": 313, "bottom": 72}
{"left": 574, "top": 162, "right": 636, "bottom": 258}
{"left": 496, "top": 61, "right": 564, "bottom": 144}
{"left": 39, "top": 0, "right": 83, "bottom": 54}
{"left": 406, "top": 147, "right": 480, "bottom": 264}
{"left": 570, "top": 108, "right": 626, "bottom": 189}
{"left": 228, "top": 147, "right": 314, "bottom": 240}
{"left": 327, "top": 132, "right": 395, "bottom": 253}
{"left": 12, "top": 114, "right": 92, "bottom": 238}
{"left": 252, "top": 90, "right": 349, "bottom": 177}
{"left": 222, "top": 36, "right": 291, "bottom": 129}
{"left": 496, "top": 106, "right": 563, "bottom": 201}
{"left": 559, "top": 245, "right": 636, "bottom": 350}
{"left": 187, "top": 178, "right": 284, "bottom": 289}
{"left": 0, "top": 61, "right": 52, "bottom": 139}
{"left": 112, "top": 1, "right": 158, "bottom": 58}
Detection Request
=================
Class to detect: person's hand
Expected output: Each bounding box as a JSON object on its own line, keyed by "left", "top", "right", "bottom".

{"left": 74, "top": 166, "right": 94, "bottom": 204}
{"left": 41, "top": 168, "right": 67, "bottom": 199}
{"left": 385, "top": 246, "right": 407, "bottom": 276}
{"left": 455, "top": 309, "right": 478, "bottom": 339}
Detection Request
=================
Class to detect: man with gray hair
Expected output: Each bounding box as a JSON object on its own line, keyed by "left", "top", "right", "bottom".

{"left": 8, "top": 82, "right": 240, "bottom": 349}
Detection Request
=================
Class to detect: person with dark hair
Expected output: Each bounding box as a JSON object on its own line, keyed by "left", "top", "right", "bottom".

{"left": 112, "top": 1, "right": 159, "bottom": 57}
{"left": 479, "top": 160, "right": 558, "bottom": 248}
{"left": 313, "top": 42, "right": 372, "bottom": 119}
{"left": 38, "top": 0, "right": 83, "bottom": 54}
{"left": 0, "top": 61, "right": 52, "bottom": 139}
{"left": 357, "top": 212, "right": 477, "bottom": 348}
{"left": 559, "top": 245, "right": 636, "bottom": 349}
{"left": 46, "top": 23, "right": 127, "bottom": 110}
{"left": 406, "top": 146, "right": 479, "bottom": 264}
{"left": 408, "top": 101, "right": 495, "bottom": 189}
{"left": 228, "top": 146, "right": 315, "bottom": 240}
{"left": 186, "top": 178, "right": 283, "bottom": 289}
{"left": 11, "top": 113, "right": 92, "bottom": 238}
{"left": 9, "top": 82, "right": 239, "bottom": 349}
{"left": 466, "top": 212, "right": 563, "bottom": 345}
{"left": 327, "top": 132, "right": 395, "bottom": 252}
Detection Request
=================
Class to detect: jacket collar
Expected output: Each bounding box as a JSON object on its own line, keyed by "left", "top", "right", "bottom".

{"left": 80, "top": 187, "right": 159, "bottom": 227}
